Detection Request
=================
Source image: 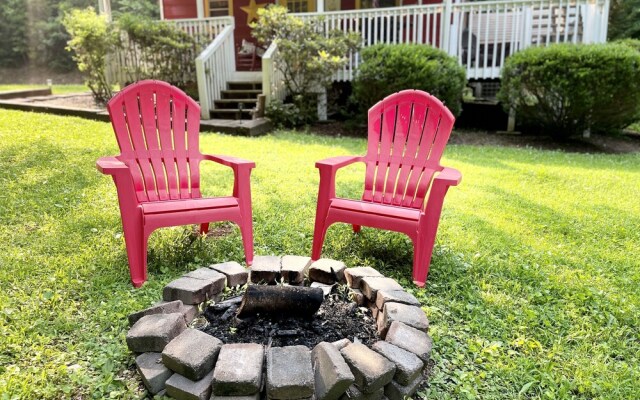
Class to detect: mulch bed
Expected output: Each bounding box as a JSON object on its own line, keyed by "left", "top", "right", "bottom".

{"left": 202, "top": 287, "right": 379, "bottom": 348}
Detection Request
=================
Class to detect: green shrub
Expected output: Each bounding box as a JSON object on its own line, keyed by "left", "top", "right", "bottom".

{"left": 351, "top": 44, "right": 466, "bottom": 117}
{"left": 63, "top": 7, "right": 117, "bottom": 104}
{"left": 117, "top": 13, "right": 196, "bottom": 87}
{"left": 252, "top": 5, "right": 360, "bottom": 126}
{"left": 498, "top": 43, "right": 640, "bottom": 137}
{"left": 0, "top": 0, "right": 28, "bottom": 67}
{"left": 616, "top": 38, "right": 640, "bottom": 53}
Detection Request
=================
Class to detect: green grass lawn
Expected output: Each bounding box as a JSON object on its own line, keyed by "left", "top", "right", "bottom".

{"left": 0, "top": 84, "right": 88, "bottom": 95}
{"left": 0, "top": 110, "right": 638, "bottom": 399}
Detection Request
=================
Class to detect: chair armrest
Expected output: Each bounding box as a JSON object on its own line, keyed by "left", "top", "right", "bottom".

{"left": 97, "top": 156, "right": 129, "bottom": 176}
{"left": 203, "top": 154, "right": 256, "bottom": 170}
{"left": 433, "top": 167, "right": 462, "bottom": 187}
{"left": 316, "top": 156, "right": 364, "bottom": 172}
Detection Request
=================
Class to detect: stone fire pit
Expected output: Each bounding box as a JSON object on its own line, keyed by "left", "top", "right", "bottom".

{"left": 126, "top": 256, "right": 433, "bottom": 399}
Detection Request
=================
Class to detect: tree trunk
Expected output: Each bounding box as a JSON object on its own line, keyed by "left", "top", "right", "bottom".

{"left": 237, "top": 285, "right": 324, "bottom": 319}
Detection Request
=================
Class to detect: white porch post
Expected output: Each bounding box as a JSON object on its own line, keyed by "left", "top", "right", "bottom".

{"left": 197, "top": 0, "right": 205, "bottom": 19}
{"left": 98, "top": 0, "right": 112, "bottom": 22}
{"left": 441, "top": 0, "right": 452, "bottom": 51}
{"left": 317, "top": 0, "right": 325, "bottom": 13}
{"left": 158, "top": 0, "right": 165, "bottom": 20}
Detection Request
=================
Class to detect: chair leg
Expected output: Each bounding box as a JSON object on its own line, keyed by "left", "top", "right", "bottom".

{"left": 239, "top": 218, "right": 254, "bottom": 266}
{"left": 312, "top": 220, "right": 330, "bottom": 261}
{"left": 122, "top": 216, "right": 148, "bottom": 288}
{"left": 412, "top": 229, "right": 438, "bottom": 287}
{"left": 200, "top": 223, "right": 210, "bottom": 235}
{"left": 352, "top": 224, "right": 361, "bottom": 233}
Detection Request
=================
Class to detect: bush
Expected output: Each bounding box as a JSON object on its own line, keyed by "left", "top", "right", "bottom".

{"left": 117, "top": 13, "right": 196, "bottom": 87}
{"left": 498, "top": 43, "right": 640, "bottom": 137}
{"left": 252, "top": 5, "right": 360, "bottom": 126}
{"left": 63, "top": 7, "right": 117, "bottom": 104}
{"left": 351, "top": 44, "right": 466, "bottom": 117}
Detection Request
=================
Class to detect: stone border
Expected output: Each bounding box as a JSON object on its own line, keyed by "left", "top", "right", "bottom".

{"left": 126, "top": 257, "right": 433, "bottom": 400}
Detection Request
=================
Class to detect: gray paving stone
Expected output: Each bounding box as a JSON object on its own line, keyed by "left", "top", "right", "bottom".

{"left": 313, "top": 342, "right": 355, "bottom": 400}
{"left": 165, "top": 370, "right": 214, "bottom": 400}
{"left": 339, "top": 385, "right": 384, "bottom": 400}
{"left": 281, "top": 255, "right": 312, "bottom": 285}
{"left": 185, "top": 268, "right": 227, "bottom": 293}
{"left": 250, "top": 255, "right": 281, "bottom": 284}
{"left": 209, "top": 261, "right": 248, "bottom": 287}
{"left": 162, "top": 329, "right": 222, "bottom": 381}
{"left": 210, "top": 395, "right": 260, "bottom": 400}
{"left": 340, "top": 343, "right": 395, "bottom": 394}
{"left": 267, "top": 345, "right": 314, "bottom": 399}
{"left": 385, "top": 322, "right": 433, "bottom": 363}
{"left": 212, "top": 343, "right": 264, "bottom": 396}
{"left": 359, "top": 278, "right": 403, "bottom": 302}
{"left": 127, "top": 313, "right": 186, "bottom": 353}
{"left": 374, "top": 290, "right": 420, "bottom": 310}
{"left": 371, "top": 342, "right": 422, "bottom": 385}
{"left": 349, "top": 288, "right": 366, "bottom": 306}
{"left": 344, "top": 267, "right": 383, "bottom": 289}
{"left": 311, "top": 281, "right": 336, "bottom": 296}
{"left": 181, "top": 304, "right": 199, "bottom": 325}
{"left": 135, "top": 352, "right": 173, "bottom": 395}
{"left": 377, "top": 303, "right": 429, "bottom": 338}
{"left": 384, "top": 374, "right": 422, "bottom": 400}
{"left": 129, "top": 300, "right": 183, "bottom": 326}
{"left": 332, "top": 339, "right": 351, "bottom": 350}
{"left": 309, "top": 259, "right": 346, "bottom": 284}
{"left": 163, "top": 277, "right": 219, "bottom": 305}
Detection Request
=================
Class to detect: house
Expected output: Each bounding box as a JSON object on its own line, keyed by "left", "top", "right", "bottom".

{"left": 102, "top": 0, "right": 610, "bottom": 120}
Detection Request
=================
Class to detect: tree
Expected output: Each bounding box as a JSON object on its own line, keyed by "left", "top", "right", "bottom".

{"left": 608, "top": 0, "right": 640, "bottom": 40}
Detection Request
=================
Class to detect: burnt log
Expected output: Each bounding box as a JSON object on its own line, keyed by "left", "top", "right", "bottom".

{"left": 237, "top": 285, "right": 324, "bottom": 319}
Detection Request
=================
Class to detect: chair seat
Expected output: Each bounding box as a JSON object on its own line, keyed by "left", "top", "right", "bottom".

{"left": 330, "top": 198, "right": 421, "bottom": 221}
{"left": 141, "top": 197, "right": 238, "bottom": 215}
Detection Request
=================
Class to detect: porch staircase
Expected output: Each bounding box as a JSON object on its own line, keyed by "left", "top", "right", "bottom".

{"left": 209, "top": 81, "right": 262, "bottom": 120}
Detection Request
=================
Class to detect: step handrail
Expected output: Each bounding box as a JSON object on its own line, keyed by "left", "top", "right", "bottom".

{"left": 196, "top": 23, "right": 236, "bottom": 119}
{"left": 261, "top": 41, "right": 287, "bottom": 106}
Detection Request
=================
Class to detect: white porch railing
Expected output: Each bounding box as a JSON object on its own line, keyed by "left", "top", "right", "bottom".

{"left": 262, "top": 42, "right": 287, "bottom": 105}
{"left": 295, "top": 0, "right": 609, "bottom": 83}
{"left": 106, "top": 16, "right": 233, "bottom": 87}
{"left": 195, "top": 24, "right": 237, "bottom": 119}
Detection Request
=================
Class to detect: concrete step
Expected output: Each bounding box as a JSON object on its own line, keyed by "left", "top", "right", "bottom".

{"left": 221, "top": 89, "right": 262, "bottom": 100}
{"left": 200, "top": 118, "right": 272, "bottom": 136}
{"left": 227, "top": 81, "right": 262, "bottom": 91}
{"left": 209, "top": 108, "right": 253, "bottom": 120}
{"left": 214, "top": 99, "right": 258, "bottom": 109}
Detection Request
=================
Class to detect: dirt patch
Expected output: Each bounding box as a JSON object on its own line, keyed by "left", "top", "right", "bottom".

{"left": 202, "top": 286, "right": 379, "bottom": 348}
{"left": 308, "top": 121, "right": 640, "bottom": 154}
{"left": 21, "top": 93, "right": 104, "bottom": 110}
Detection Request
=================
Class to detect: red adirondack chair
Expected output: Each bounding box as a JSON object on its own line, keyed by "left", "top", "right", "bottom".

{"left": 311, "top": 90, "right": 461, "bottom": 286}
{"left": 97, "top": 80, "right": 255, "bottom": 287}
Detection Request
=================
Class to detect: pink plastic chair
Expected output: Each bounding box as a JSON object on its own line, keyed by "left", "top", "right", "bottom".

{"left": 311, "top": 90, "right": 461, "bottom": 286}
{"left": 97, "top": 80, "right": 255, "bottom": 287}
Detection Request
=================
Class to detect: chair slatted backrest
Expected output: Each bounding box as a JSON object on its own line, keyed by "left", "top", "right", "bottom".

{"left": 107, "top": 80, "right": 202, "bottom": 203}
{"left": 363, "top": 90, "right": 455, "bottom": 210}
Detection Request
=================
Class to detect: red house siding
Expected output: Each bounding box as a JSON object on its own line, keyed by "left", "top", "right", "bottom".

{"left": 163, "top": 0, "right": 198, "bottom": 19}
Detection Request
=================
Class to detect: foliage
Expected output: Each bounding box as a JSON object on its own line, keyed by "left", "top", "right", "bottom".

{"left": 616, "top": 38, "right": 640, "bottom": 53}
{"left": 498, "top": 43, "right": 640, "bottom": 138}
{"left": 1, "top": 110, "right": 640, "bottom": 398}
{"left": 0, "top": 0, "right": 28, "bottom": 67}
{"left": 351, "top": 44, "right": 466, "bottom": 117}
{"left": 116, "top": 13, "right": 197, "bottom": 87}
{"left": 608, "top": 0, "right": 640, "bottom": 40}
{"left": 266, "top": 97, "right": 316, "bottom": 128}
{"left": 252, "top": 5, "right": 360, "bottom": 125}
{"left": 62, "top": 8, "right": 117, "bottom": 104}
{"left": 112, "top": 0, "right": 160, "bottom": 19}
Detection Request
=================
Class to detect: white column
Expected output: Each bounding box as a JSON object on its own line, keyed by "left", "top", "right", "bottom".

{"left": 98, "top": 0, "right": 112, "bottom": 22}
{"left": 317, "top": 0, "right": 325, "bottom": 13}
{"left": 158, "top": 0, "right": 165, "bottom": 20}
{"left": 197, "top": 0, "right": 205, "bottom": 19}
